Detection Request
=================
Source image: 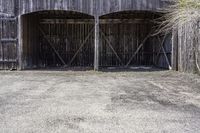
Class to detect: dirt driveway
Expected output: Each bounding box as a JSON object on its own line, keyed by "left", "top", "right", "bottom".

{"left": 0, "top": 70, "right": 200, "bottom": 133}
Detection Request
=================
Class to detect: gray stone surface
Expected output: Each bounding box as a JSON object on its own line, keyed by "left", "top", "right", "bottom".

{"left": 0, "top": 70, "right": 200, "bottom": 133}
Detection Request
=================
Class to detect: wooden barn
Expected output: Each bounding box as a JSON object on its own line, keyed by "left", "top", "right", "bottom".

{"left": 0, "top": 0, "right": 179, "bottom": 71}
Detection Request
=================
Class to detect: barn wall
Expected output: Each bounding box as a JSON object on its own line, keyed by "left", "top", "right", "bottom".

{"left": 16, "top": 0, "right": 168, "bottom": 16}
{"left": 97, "top": 0, "right": 163, "bottom": 16}
{"left": 18, "top": 0, "right": 95, "bottom": 16}
{"left": 0, "top": 0, "right": 173, "bottom": 70}
{"left": 0, "top": 0, "right": 17, "bottom": 69}
{"left": 0, "top": 0, "right": 16, "bottom": 17}
{"left": 0, "top": 17, "right": 18, "bottom": 70}
{"left": 176, "top": 24, "right": 200, "bottom": 74}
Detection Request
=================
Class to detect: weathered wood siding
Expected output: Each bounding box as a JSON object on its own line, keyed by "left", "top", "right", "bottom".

{"left": 18, "top": 0, "right": 94, "bottom": 16}
{"left": 0, "top": 0, "right": 16, "bottom": 17}
{"left": 177, "top": 24, "right": 200, "bottom": 73}
{"left": 0, "top": 17, "right": 17, "bottom": 70}
{"left": 0, "top": 0, "right": 172, "bottom": 70}
{"left": 0, "top": 0, "right": 169, "bottom": 17}
{"left": 0, "top": 0, "right": 17, "bottom": 69}
{"left": 97, "top": 0, "right": 163, "bottom": 16}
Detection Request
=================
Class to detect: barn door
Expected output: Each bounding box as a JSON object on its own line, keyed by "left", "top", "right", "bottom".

{"left": 39, "top": 21, "right": 94, "bottom": 67}
{"left": 0, "top": 17, "right": 18, "bottom": 70}
{"left": 155, "top": 34, "right": 172, "bottom": 69}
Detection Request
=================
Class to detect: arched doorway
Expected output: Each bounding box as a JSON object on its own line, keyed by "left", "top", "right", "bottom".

{"left": 20, "top": 10, "right": 95, "bottom": 69}
{"left": 99, "top": 11, "right": 172, "bottom": 69}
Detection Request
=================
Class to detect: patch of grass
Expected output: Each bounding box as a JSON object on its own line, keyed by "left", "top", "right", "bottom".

{"left": 157, "top": 0, "right": 200, "bottom": 74}
{"left": 158, "top": 0, "right": 200, "bottom": 32}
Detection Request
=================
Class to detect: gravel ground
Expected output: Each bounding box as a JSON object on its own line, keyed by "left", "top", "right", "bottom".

{"left": 0, "top": 70, "right": 200, "bottom": 133}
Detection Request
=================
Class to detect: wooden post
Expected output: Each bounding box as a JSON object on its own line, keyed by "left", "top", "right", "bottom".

{"left": 94, "top": 16, "right": 99, "bottom": 71}
{"left": 18, "top": 15, "right": 23, "bottom": 70}
{"left": 178, "top": 26, "right": 183, "bottom": 72}
{"left": 172, "top": 29, "right": 178, "bottom": 71}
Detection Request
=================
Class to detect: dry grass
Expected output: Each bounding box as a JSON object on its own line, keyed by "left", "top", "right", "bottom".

{"left": 157, "top": 0, "right": 200, "bottom": 73}
{"left": 157, "top": 0, "right": 200, "bottom": 32}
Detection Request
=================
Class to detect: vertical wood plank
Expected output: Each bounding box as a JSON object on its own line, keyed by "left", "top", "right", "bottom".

{"left": 18, "top": 15, "right": 23, "bottom": 70}
{"left": 94, "top": 16, "right": 99, "bottom": 70}
{"left": 172, "top": 29, "right": 178, "bottom": 71}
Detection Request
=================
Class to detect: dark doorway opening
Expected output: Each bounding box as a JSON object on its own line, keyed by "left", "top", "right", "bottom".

{"left": 99, "top": 11, "right": 172, "bottom": 69}
{"left": 21, "top": 10, "right": 95, "bottom": 70}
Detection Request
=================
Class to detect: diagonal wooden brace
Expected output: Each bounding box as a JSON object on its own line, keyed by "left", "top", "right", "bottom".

{"left": 68, "top": 27, "right": 95, "bottom": 66}
{"left": 100, "top": 29, "right": 124, "bottom": 65}
{"left": 39, "top": 27, "right": 67, "bottom": 66}
{"left": 125, "top": 33, "right": 152, "bottom": 67}
{"left": 156, "top": 34, "right": 166, "bottom": 63}
{"left": 156, "top": 34, "right": 172, "bottom": 70}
